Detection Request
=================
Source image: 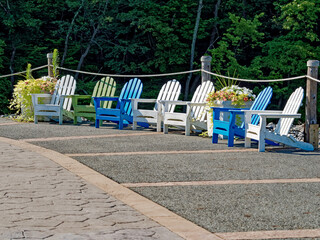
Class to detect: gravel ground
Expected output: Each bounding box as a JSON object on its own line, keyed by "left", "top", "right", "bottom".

{"left": 75, "top": 151, "right": 320, "bottom": 184}
{"left": 132, "top": 183, "right": 320, "bottom": 233}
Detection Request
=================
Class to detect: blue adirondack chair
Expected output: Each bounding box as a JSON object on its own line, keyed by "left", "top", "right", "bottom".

{"left": 211, "top": 86, "right": 273, "bottom": 147}
{"left": 93, "top": 78, "right": 146, "bottom": 130}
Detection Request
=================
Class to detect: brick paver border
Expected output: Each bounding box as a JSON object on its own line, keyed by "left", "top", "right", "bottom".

{"left": 121, "top": 178, "right": 320, "bottom": 188}
{"left": 66, "top": 149, "right": 256, "bottom": 157}
{"left": 23, "top": 132, "right": 160, "bottom": 142}
{"left": 216, "top": 229, "right": 320, "bottom": 239}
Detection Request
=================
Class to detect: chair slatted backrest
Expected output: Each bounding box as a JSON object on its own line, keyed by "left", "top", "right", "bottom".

{"left": 117, "top": 78, "right": 143, "bottom": 116}
{"left": 275, "top": 87, "right": 304, "bottom": 136}
{"left": 50, "top": 75, "right": 76, "bottom": 111}
{"left": 249, "top": 86, "right": 273, "bottom": 125}
{"left": 91, "top": 77, "right": 116, "bottom": 108}
{"left": 154, "top": 80, "right": 181, "bottom": 112}
{"left": 191, "top": 81, "right": 215, "bottom": 121}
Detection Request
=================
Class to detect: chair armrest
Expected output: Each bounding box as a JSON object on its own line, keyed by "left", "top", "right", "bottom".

{"left": 243, "top": 110, "right": 283, "bottom": 114}
{"left": 131, "top": 98, "right": 157, "bottom": 103}
{"left": 258, "top": 113, "right": 301, "bottom": 119}
{"left": 211, "top": 107, "right": 242, "bottom": 114}
{"left": 31, "top": 93, "right": 52, "bottom": 98}
{"left": 160, "top": 100, "right": 188, "bottom": 113}
{"left": 121, "top": 98, "right": 132, "bottom": 103}
{"left": 211, "top": 107, "right": 239, "bottom": 111}
{"left": 228, "top": 109, "right": 249, "bottom": 115}
{"left": 31, "top": 94, "right": 52, "bottom": 105}
{"left": 93, "top": 97, "right": 119, "bottom": 108}
{"left": 211, "top": 107, "right": 242, "bottom": 121}
{"left": 187, "top": 102, "right": 207, "bottom": 107}
{"left": 69, "top": 95, "right": 92, "bottom": 99}
{"left": 67, "top": 95, "right": 92, "bottom": 105}
{"left": 93, "top": 97, "right": 119, "bottom": 102}
{"left": 160, "top": 100, "right": 187, "bottom": 106}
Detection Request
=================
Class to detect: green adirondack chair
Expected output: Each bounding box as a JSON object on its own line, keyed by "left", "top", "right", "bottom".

{"left": 71, "top": 77, "right": 116, "bottom": 124}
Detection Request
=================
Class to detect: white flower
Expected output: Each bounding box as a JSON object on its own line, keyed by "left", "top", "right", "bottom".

{"left": 41, "top": 76, "right": 55, "bottom": 82}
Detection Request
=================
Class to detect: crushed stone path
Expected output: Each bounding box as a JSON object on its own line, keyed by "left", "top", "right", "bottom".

{"left": 0, "top": 140, "right": 185, "bottom": 240}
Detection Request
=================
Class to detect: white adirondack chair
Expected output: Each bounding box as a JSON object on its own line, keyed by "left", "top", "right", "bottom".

{"left": 31, "top": 75, "right": 76, "bottom": 125}
{"left": 131, "top": 79, "right": 181, "bottom": 132}
{"left": 244, "top": 87, "right": 314, "bottom": 152}
{"left": 162, "top": 81, "right": 215, "bottom": 136}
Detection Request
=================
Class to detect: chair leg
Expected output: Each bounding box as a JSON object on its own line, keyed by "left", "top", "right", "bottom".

{"left": 245, "top": 137, "right": 251, "bottom": 148}
{"left": 133, "top": 121, "right": 137, "bottom": 130}
{"left": 185, "top": 124, "right": 190, "bottom": 136}
{"left": 164, "top": 124, "right": 169, "bottom": 134}
{"left": 34, "top": 115, "right": 38, "bottom": 124}
{"left": 156, "top": 118, "right": 162, "bottom": 132}
{"left": 212, "top": 133, "right": 218, "bottom": 144}
{"left": 119, "top": 116, "right": 123, "bottom": 130}
{"left": 73, "top": 116, "right": 77, "bottom": 125}
{"left": 156, "top": 122, "right": 161, "bottom": 132}
{"left": 258, "top": 135, "right": 266, "bottom": 152}
{"left": 95, "top": 119, "right": 100, "bottom": 128}
{"left": 227, "top": 136, "right": 234, "bottom": 147}
{"left": 228, "top": 129, "right": 235, "bottom": 147}
{"left": 59, "top": 113, "right": 63, "bottom": 125}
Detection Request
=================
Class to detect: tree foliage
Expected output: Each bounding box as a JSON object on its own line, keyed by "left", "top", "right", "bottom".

{"left": 0, "top": 0, "right": 319, "bottom": 118}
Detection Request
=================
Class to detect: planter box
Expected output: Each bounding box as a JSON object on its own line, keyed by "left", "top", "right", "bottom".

{"left": 207, "top": 100, "right": 253, "bottom": 137}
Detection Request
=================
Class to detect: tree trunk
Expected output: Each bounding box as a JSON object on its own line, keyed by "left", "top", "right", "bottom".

{"left": 184, "top": 0, "right": 203, "bottom": 100}
{"left": 74, "top": 0, "right": 109, "bottom": 79}
{"left": 61, "top": 1, "right": 84, "bottom": 67}
{"left": 75, "top": 25, "right": 100, "bottom": 79}
{"left": 205, "top": 0, "right": 221, "bottom": 54}
{"left": 190, "top": 75, "right": 201, "bottom": 94}
{"left": 9, "top": 45, "right": 16, "bottom": 90}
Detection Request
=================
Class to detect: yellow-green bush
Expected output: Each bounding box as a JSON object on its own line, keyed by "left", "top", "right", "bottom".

{"left": 10, "top": 76, "right": 57, "bottom": 121}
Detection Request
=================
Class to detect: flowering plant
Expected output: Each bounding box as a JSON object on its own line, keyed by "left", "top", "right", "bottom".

{"left": 206, "top": 85, "right": 255, "bottom": 107}
{"left": 10, "top": 76, "right": 57, "bottom": 121}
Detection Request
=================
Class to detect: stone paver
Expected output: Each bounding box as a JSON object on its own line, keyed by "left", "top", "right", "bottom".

{"left": 0, "top": 141, "right": 184, "bottom": 240}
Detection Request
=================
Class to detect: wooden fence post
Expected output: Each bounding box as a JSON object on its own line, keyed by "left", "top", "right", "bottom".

{"left": 201, "top": 56, "right": 212, "bottom": 83}
{"left": 305, "top": 60, "right": 319, "bottom": 149}
{"left": 47, "top": 53, "right": 53, "bottom": 77}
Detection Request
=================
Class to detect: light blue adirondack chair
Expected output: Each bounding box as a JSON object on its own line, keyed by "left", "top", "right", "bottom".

{"left": 211, "top": 86, "right": 273, "bottom": 147}
{"left": 93, "top": 78, "right": 146, "bottom": 130}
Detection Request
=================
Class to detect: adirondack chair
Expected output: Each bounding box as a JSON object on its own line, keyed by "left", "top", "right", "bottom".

{"left": 31, "top": 75, "right": 76, "bottom": 125}
{"left": 162, "top": 81, "right": 215, "bottom": 135}
{"left": 211, "top": 86, "right": 273, "bottom": 147}
{"left": 244, "top": 87, "right": 314, "bottom": 152}
{"left": 94, "top": 78, "right": 145, "bottom": 130}
{"left": 131, "top": 79, "right": 181, "bottom": 132}
{"left": 71, "top": 77, "right": 116, "bottom": 124}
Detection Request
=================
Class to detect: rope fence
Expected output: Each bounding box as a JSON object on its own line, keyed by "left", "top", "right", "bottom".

{"left": 0, "top": 64, "right": 319, "bottom": 83}
{"left": 201, "top": 70, "right": 310, "bottom": 83}
{"left": 57, "top": 66, "right": 201, "bottom": 78}
{"left": 0, "top": 65, "right": 48, "bottom": 79}
{"left": 306, "top": 75, "right": 320, "bottom": 83}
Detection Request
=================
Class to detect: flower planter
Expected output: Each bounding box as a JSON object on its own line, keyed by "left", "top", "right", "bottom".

{"left": 207, "top": 100, "right": 253, "bottom": 137}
